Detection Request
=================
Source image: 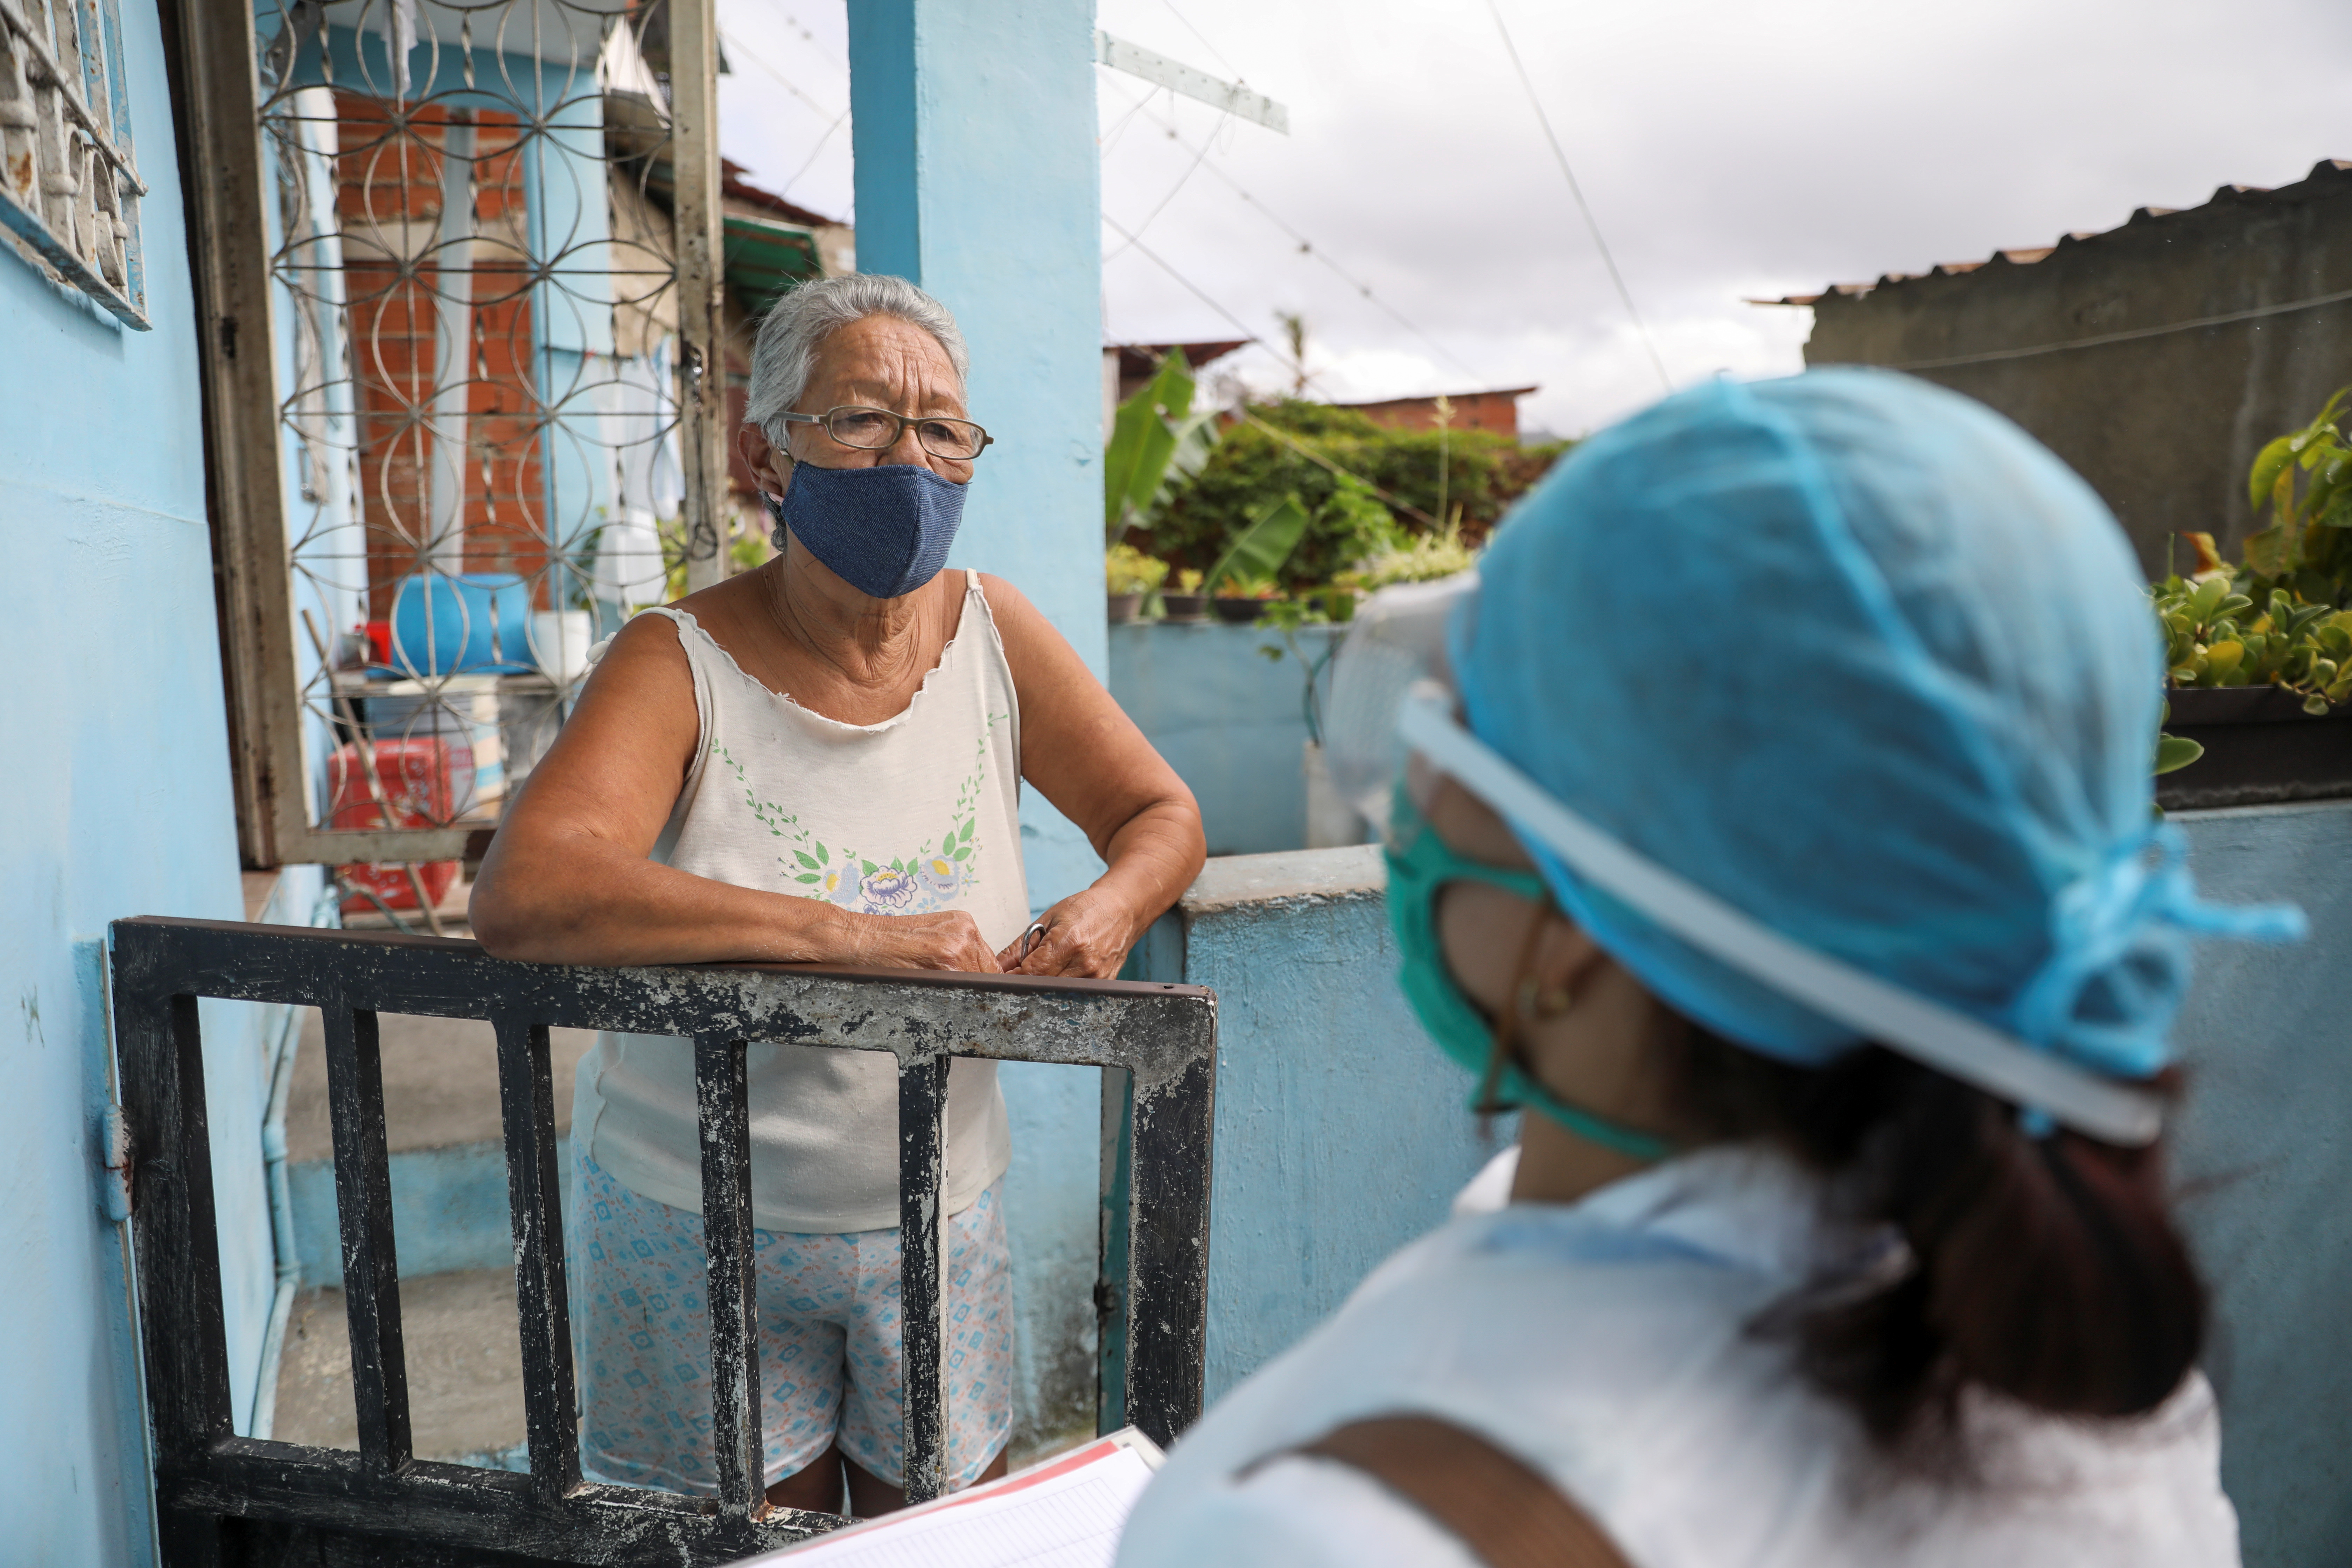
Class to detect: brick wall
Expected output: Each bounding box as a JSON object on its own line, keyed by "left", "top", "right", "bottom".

{"left": 1337, "top": 388, "right": 1530, "bottom": 438}
{"left": 333, "top": 96, "right": 549, "bottom": 615}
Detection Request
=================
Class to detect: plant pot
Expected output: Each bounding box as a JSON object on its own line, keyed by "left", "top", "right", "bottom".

{"left": 2156, "top": 685, "right": 2352, "bottom": 810}
{"left": 1108, "top": 591, "right": 1144, "bottom": 624}
{"left": 1212, "top": 596, "right": 1270, "bottom": 624}
{"left": 1161, "top": 593, "right": 1210, "bottom": 622}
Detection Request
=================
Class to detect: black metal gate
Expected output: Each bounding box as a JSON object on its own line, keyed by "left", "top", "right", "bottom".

{"left": 109, "top": 917, "right": 1216, "bottom": 1566}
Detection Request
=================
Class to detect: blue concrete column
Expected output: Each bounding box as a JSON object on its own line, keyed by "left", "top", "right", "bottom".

{"left": 848, "top": 0, "right": 1111, "bottom": 1455}
{"left": 848, "top": 0, "right": 1106, "bottom": 910}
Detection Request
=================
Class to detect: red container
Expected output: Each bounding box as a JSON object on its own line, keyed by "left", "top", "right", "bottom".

{"left": 330, "top": 738, "right": 466, "bottom": 913}
{"left": 363, "top": 620, "right": 392, "bottom": 666}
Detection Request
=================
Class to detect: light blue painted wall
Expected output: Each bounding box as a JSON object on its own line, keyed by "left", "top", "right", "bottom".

{"left": 1150, "top": 848, "right": 1513, "bottom": 1402}
{"left": 0, "top": 4, "right": 274, "bottom": 1557}
{"left": 2172, "top": 802, "right": 2352, "bottom": 1568}
{"left": 1109, "top": 622, "right": 1346, "bottom": 857}
{"left": 847, "top": 0, "right": 1107, "bottom": 910}
{"left": 288, "top": 1138, "right": 568, "bottom": 1288}
{"left": 848, "top": 0, "right": 1114, "bottom": 1451}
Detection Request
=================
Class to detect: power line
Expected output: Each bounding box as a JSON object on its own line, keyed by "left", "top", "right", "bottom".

{"left": 1242, "top": 409, "right": 1441, "bottom": 530}
{"left": 1101, "top": 213, "right": 1441, "bottom": 528}
{"left": 1099, "top": 79, "right": 1160, "bottom": 155}
{"left": 1102, "top": 213, "right": 1286, "bottom": 373}
{"left": 1103, "top": 104, "right": 1229, "bottom": 260}
{"left": 766, "top": 10, "right": 849, "bottom": 78}
{"left": 778, "top": 108, "right": 850, "bottom": 200}
{"left": 1482, "top": 0, "right": 1671, "bottom": 392}
{"left": 720, "top": 25, "right": 850, "bottom": 202}
{"left": 1101, "top": 75, "right": 1483, "bottom": 385}
{"left": 719, "top": 26, "right": 842, "bottom": 121}
{"left": 1158, "top": 0, "right": 1244, "bottom": 81}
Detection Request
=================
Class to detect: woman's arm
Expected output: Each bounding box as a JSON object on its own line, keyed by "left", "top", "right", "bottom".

{"left": 468, "top": 614, "right": 999, "bottom": 972}
{"left": 980, "top": 576, "right": 1208, "bottom": 977}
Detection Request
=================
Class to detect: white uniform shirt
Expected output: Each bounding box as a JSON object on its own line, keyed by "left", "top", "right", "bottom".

{"left": 1116, "top": 1145, "right": 2238, "bottom": 1568}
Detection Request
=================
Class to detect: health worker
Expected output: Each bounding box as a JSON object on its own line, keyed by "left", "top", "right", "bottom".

{"left": 1114, "top": 369, "right": 2297, "bottom": 1568}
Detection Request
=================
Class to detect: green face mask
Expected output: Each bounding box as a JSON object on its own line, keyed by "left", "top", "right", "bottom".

{"left": 1384, "top": 786, "right": 1675, "bottom": 1165}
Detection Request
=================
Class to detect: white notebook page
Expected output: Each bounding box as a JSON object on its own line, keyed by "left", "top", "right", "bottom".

{"left": 753, "top": 1443, "right": 1155, "bottom": 1568}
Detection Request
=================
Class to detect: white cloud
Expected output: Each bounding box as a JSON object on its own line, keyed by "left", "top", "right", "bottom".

{"left": 720, "top": 0, "right": 2352, "bottom": 436}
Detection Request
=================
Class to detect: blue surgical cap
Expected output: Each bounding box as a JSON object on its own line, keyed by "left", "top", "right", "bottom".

{"left": 1456, "top": 369, "right": 2298, "bottom": 1084}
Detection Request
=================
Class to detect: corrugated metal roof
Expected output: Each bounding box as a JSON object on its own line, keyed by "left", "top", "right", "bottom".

{"left": 1750, "top": 159, "right": 2352, "bottom": 307}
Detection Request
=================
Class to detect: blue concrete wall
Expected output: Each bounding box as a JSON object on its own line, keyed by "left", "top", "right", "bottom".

{"left": 288, "top": 1139, "right": 567, "bottom": 1289}
{"left": 849, "top": 0, "right": 1113, "bottom": 1452}
{"left": 1155, "top": 848, "right": 1514, "bottom": 1402}
{"left": 847, "top": 0, "right": 1107, "bottom": 909}
{"left": 2172, "top": 802, "right": 2352, "bottom": 1568}
{"left": 1109, "top": 622, "right": 1346, "bottom": 857}
{"left": 0, "top": 3, "right": 275, "bottom": 1556}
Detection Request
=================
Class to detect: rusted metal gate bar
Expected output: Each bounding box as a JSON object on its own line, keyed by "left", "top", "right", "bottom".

{"left": 111, "top": 917, "right": 1216, "bottom": 1567}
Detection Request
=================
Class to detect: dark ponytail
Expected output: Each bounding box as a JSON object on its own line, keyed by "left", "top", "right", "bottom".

{"left": 1674, "top": 1030, "right": 2205, "bottom": 1450}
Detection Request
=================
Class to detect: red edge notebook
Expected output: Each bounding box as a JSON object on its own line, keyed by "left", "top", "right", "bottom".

{"left": 742, "top": 1426, "right": 1167, "bottom": 1567}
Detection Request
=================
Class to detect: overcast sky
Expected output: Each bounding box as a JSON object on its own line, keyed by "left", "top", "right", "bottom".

{"left": 716, "top": 0, "right": 2352, "bottom": 438}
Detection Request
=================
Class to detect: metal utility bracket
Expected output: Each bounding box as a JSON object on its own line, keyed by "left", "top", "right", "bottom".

{"left": 1094, "top": 29, "right": 1288, "bottom": 134}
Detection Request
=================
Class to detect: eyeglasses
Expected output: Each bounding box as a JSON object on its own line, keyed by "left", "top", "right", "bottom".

{"left": 778, "top": 405, "right": 994, "bottom": 462}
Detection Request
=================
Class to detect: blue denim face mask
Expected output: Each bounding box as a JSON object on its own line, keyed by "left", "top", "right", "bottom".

{"left": 1384, "top": 786, "right": 1676, "bottom": 1165}
{"left": 771, "top": 460, "right": 968, "bottom": 599}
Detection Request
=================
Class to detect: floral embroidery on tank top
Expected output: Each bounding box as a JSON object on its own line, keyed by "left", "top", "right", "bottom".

{"left": 714, "top": 710, "right": 1011, "bottom": 918}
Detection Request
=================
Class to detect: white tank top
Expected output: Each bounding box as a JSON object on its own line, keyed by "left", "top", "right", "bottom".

{"left": 570, "top": 573, "right": 1024, "bottom": 1233}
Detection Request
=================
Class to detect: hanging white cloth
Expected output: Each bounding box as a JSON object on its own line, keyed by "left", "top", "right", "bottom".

{"left": 595, "top": 344, "right": 683, "bottom": 606}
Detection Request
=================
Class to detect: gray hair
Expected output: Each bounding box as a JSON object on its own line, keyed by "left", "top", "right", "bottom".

{"left": 743, "top": 274, "right": 971, "bottom": 441}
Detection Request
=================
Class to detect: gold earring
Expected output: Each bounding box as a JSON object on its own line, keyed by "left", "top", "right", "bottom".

{"left": 1516, "top": 977, "right": 1573, "bottom": 1022}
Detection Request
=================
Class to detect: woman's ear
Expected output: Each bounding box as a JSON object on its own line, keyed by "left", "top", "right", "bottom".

{"left": 1528, "top": 915, "right": 1611, "bottom": 1020}
{"left": 737, "top": 422, "right": 793, "bottom": 496}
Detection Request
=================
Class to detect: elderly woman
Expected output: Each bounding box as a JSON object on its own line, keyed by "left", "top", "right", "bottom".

{"left": 471, "top": 274, "right": 1204, "bottom": 1517}
{"left": 1115, "top": 371, "right": 2292, "bottom": 1567}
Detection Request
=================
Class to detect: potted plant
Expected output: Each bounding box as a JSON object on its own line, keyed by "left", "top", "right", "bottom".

{"left": 1257, "top": 520, "right": 1482, "bottom": 847}
{"left": 1212, "top": 574, "right": 1283, "bottom": 623}
{"left": 1161, "top": 569, "right": 1210, "bottom": 622}
{"left": 1201, "top": 494, "right": 1309, "bottom": 624}
{"left": 1107, "top": 542, "right": 1167, "bottom": 623}
{"left": 2153, "top": 390, "right": 2352, "bottom": 808}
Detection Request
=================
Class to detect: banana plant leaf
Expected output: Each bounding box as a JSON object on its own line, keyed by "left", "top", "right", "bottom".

{"left": 1204, "top": 494, "right": 1310, "bottom": 593}
{"left": 1105, "top": 348, "right": 1222, "bottom": 544}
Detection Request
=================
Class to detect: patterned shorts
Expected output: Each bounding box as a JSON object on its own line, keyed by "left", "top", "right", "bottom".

{"left": 567, "top": 1144, "right": 1014, "bottom": 1494}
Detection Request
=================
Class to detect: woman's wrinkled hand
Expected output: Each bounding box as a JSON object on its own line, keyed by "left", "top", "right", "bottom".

{"left": 995, "top": 890, "right": 1138, "bottom": 979}
{"left": 855, "top": 909, "right": 1002, "bottom": 973}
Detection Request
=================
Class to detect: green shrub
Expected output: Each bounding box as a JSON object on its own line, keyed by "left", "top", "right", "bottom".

{"left": 1139, "top": 399, "right": 1570, "bottom": 594}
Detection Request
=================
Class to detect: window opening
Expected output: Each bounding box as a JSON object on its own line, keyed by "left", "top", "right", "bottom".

{"left": 0, "top": 0, "right": 148, "bottom": 325}
{"left": 199, "top": 0, "right": 729, "bottom": 869}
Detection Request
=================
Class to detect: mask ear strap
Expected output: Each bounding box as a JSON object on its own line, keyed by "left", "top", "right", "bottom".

{"left": 1476, "top": 894, "right": 1557, "bottom": 1117}
{"left": 1477, "top": 895, "right": 1679, "bottom": 1165}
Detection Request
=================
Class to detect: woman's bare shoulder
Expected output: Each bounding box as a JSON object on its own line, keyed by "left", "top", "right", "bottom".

{"left": 975, "top": 571, "right": 1056, "bottom": 647}
{"left": 591, "top": 605, "right": 691, "bottom": 680}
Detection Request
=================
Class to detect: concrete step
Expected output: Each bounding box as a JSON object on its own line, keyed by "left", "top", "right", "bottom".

{"left": 282, "top": 1007, "right": 599, "bottom": 1288}
{"left": 286, "top": 1006, "right": 597, "bottom": 1162}
{"left": 271, "top": 1269, "right": 529, "bottom": 1467}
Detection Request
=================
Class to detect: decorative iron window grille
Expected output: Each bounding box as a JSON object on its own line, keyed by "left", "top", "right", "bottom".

{"left": 184, "top": 0, "right": 732, "bottom": 875}
{"left": 0, "top": 0, "right": 148, "bottom": 326}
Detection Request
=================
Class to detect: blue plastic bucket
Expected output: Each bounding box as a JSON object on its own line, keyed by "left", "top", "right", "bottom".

{"left": 386, "top": 573, "right": 536, "bottom": 677}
